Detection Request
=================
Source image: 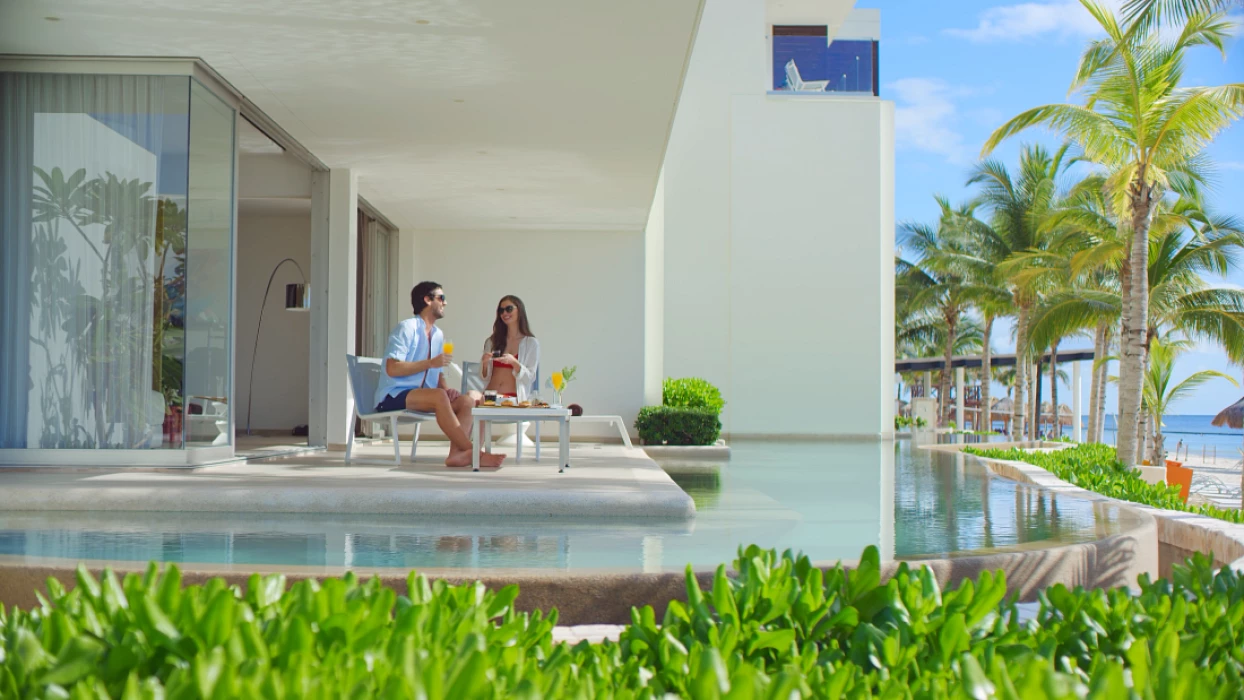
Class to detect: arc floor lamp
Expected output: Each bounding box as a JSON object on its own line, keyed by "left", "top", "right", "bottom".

{"left": 246, "top": 257, "right": 310, "bottom": 435}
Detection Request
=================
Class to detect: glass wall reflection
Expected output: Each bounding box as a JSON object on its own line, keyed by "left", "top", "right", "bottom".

{"left": 0, "top": 72, "right": 236, "bottom": 453}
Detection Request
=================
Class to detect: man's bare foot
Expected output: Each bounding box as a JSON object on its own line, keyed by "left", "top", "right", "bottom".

{"left": 445, "top": 449, "right": 506, "bottom": 468}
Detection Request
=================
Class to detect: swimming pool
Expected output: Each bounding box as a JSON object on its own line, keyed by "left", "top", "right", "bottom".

{"left": 0, "top": 441, "right": 1134, "bottom": 573}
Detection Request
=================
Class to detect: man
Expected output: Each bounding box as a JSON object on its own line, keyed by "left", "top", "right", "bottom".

{"left": 375, "top": 281, "right": 504, "bottom": 468}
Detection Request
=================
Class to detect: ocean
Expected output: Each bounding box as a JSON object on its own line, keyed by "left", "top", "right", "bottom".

{"left": 1082, "top": 414, "right": 1244, "bottom": 460}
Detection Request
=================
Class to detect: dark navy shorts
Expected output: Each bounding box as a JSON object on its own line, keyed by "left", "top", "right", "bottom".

{"left": 375, "top": 389, "right": 412, "bottom": 412}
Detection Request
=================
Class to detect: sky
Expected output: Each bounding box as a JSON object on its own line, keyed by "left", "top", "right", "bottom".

{"left": 858, "top": 0, "right": 1244, "bottom": 414}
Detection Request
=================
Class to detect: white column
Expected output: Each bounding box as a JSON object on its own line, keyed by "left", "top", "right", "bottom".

{"left": 643, "top": 171, "right": 665, "bottom": 407}
{"left": 955, "top": 367, "right": 964, "bottom": 429}
{"left": 1073, "top": 360, "right": 1083, "bottom": 442}
{"left": 923, "top": 371, "right": 932, "bottom": 398}
{"left": 308, "top": 169, "right": 358, "bottom": 449}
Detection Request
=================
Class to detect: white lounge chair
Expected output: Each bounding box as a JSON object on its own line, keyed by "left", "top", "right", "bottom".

{"left": 345, "top": 354, "right": 437, "bottom": 464}
{"left": 784, "top": 59, "right": 828, "bottom": 92}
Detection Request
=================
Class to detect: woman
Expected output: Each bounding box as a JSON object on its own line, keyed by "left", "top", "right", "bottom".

{"left": 476, "top": 295, "right": 540, "bottom": 401}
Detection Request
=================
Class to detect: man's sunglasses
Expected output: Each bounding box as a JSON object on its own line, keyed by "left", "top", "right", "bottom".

{"left": 497, "top": 305, "right": 516, "bottom": 314}
{"left": 428, "top": 294, "right": 446, "bottom": 302}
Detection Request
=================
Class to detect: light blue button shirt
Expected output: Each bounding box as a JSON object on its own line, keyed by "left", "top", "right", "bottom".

{"left": 374, "top": 317, "right": 443, "bottom": 408}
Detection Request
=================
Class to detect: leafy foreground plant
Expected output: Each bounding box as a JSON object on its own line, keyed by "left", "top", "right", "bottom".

{"left": 967, "top": 443, "right": 1244, "bottom": 524}
{"left": 4, "top": 546, "right": 1244, "bottom": 698}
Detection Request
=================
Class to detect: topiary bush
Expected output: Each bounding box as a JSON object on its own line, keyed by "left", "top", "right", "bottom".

{"left": 662, "top": 377, "right": 725, "bottom": 414}
{"left": 635, "top": 405, "right": 722, "bottom": 446}
{"left": 967, "top": 443, "right": 1244, "bottom": 524}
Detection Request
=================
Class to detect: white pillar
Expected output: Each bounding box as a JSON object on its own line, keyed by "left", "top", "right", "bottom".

{"left": 308, "top": 169, "right": 358, "bottom": 449}
{"left": 923, "top": 371, "right": 932, "bottom": 398}
{"left": 1073, "top": 360, "right": 1083, "bottom": 442}
{"left": 955, "top": 367, "right": 964, "bottom": 429}
{"left": 643, "top": 171, "right": 665, "bottom": 407}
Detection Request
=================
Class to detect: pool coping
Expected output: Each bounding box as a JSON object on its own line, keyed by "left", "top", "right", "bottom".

{"left": 0, "top": 441, "right": 695, "bottom": 520}
{"left": 943, "top": 446, "right": 1244, "bottom": 576}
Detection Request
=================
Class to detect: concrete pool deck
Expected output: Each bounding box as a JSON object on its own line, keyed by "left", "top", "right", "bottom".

{"left": 0, "top": 441, "right": 695, "bottom": 519}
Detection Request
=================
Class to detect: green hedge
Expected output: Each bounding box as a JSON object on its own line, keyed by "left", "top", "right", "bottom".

{"left": 635, "top": 405, "right": 722, "bottom": 446}
{"left": 663, "top": 377, "right": 725, "bottom": 414}
{"left": 966, "top": 443, "right": 1244, "bottom": 524}
{"left": 5, "top": 547, "right": 1244, "bottom": 698}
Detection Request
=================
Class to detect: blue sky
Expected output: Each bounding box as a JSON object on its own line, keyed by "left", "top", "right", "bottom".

{"left": 859, "top": 0, "right": 1244, "bottom": 414}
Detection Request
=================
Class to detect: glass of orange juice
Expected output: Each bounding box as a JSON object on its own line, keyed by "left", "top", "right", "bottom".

{"left": 443, "top": 340, "right": 455, "bottom": 357}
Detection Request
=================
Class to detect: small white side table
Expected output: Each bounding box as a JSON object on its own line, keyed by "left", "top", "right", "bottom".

{"left": 472, "top": 406, "right": 571, "bottom": 473}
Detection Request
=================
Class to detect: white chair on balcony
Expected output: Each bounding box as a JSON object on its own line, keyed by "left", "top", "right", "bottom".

{"left": 784, "top": 60, "right": 829, "bottom": 92}
{"left": 345, "top": 354, "right": 437, "bottom": 465}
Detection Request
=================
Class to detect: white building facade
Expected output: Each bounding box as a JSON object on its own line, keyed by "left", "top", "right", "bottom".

{"left": 0, "top": 0, "right": 892, "bottom": 467}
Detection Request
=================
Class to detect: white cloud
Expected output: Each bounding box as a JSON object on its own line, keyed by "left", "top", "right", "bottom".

{"left": 1220, "top": 161, "right": 1244, "bottom": 172}
{"left": 945, "top": 0, "right": 1124, "bottom": 43}
{"left": 888, "top": 78, "right": 975, "bottom": 165}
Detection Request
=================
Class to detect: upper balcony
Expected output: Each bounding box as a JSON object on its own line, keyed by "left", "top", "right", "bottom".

{"left": 768, "top": 8, "right": 879, "bottom": 96}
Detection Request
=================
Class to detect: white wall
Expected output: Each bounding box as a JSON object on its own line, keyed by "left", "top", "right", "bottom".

{"left": 411, "top": 229, "right": 646, "bottom": 439}
{"left": 235, "top": 211, "right": 311, "bottom": 432}
{"left": 662, "top": 0, "right": 895, "bottom": 437}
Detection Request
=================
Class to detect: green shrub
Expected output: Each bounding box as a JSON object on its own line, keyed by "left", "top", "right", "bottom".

{"left": 635, "top": 405, "right": 722, "bottom": 445}
{"left": 6, "top": 548, "right": 1244, "bottom": 698}
{"left": 662, "top": 377, "right": 725, "bottom": 414}
{"left": 967, "top": 443, "right": 1244, "bottom": 524}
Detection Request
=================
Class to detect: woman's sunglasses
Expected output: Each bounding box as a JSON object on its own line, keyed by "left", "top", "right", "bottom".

{"left": 497, "top": 305, "right": 516, "bottom": 314}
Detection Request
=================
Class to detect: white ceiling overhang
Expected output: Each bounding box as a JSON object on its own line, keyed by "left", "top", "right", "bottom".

{"left": 0, "top": 0, "right": 706, "bottom": 232}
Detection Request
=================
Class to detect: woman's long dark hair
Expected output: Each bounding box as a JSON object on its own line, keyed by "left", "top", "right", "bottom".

{"left": 490, "top": 295, "right": 534, "bottom": 354}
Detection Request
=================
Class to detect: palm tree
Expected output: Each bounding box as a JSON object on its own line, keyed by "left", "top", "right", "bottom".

{"left": 961, "top": 145, "right": 1070, "bottom": 439}
{"left": 1142, "top": 337, "right": 1237, "bottom": 462}
{"left": 898, "top": 199, "right": 980, "bottom": 424}
{"left": 1122, "top": 0, "right": 1244, "bottom": 36}
{"left": 983, "top": 1, "right": 1244, "bottom": 464}
{"left": 1027, "top": 208, "right": 1244, "bottom": 451}
{"left": 938, "top": 207, "right": 1013, "bottom": 434}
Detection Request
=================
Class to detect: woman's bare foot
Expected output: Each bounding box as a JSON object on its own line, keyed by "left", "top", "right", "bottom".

{"left": 445, "top": 449, "right": 506, "bottom": 468}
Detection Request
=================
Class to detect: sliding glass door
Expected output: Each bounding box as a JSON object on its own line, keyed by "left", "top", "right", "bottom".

{"left": 0, "top": 70, "right": 236, "bottom": 459}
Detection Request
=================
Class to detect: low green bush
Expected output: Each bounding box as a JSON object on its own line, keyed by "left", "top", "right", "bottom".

{"left": 895, "top": 415, "right": 928, "bottom": 429}
{"left": 636, "top": 405, "right": 722, "bottom": 446}
{"left": 967, "top": 443, "right": 1244, "bottom": 524}
{"left": 663, "top": 377, "right": 725, "bottom": 414}
{"left": 5, "top": 547, "right": 1244, "bottom": 698}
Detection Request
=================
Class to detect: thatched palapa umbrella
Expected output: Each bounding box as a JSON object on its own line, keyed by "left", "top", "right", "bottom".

{"left": 1211, "top": 396, "right": 1244, "bottom": 429}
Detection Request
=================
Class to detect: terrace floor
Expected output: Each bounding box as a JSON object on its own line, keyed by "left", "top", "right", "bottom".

{"left": 0, "top": 440, "right": 695, "bottom": 519}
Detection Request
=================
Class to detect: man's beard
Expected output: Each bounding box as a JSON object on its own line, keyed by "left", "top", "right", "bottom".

{"left": 433, "top": 307, "right": 445, "bottom": 320}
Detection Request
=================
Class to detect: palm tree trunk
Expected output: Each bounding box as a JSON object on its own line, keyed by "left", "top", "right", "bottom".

{"left": 1012, "top": 307, "right": 1029, "bottom": 440}
{"left": 981, "top": 316, "right": 993, "bottom": 434}
{"left": 1033, "top": 356, "right": 1043, "bottom": 439}
{"left": 1050, "top": 341, "right": 1059, "bottom": 439}
{"left": 939, "top": 316, "right": 956, "bottom": 427}
{"left": 1096, "top": 323, "right": 1116, "bottom": 443}
{"left": 1087, "top": 322, "right": 1106, "bottom": 443}
{"left": 1117, "top": 181, "right": 1156, "bottom": 465}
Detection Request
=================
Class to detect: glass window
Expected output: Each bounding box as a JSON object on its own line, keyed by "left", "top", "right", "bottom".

{"left": 183, "top": 80, "right": 236, "bottom": 448}
{"left": 0, "top": 71, "right": 236, "bottom": 453}
{"left": 0, "top": 72, "right": 191, "bottom": 449}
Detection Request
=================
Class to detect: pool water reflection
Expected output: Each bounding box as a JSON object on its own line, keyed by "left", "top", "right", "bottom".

{"left": 0, "top": 441, "right": 1132, "bottom": 573}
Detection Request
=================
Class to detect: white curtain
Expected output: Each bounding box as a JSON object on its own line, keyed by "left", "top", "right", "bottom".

{"left": 357, "top": 216, "right": 394, "bottom": 358}
{"left": 0, "top": 72, "right": 169, "bottom": 449}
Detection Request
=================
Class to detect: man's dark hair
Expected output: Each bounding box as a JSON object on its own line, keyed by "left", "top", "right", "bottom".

{"left": 411, "top": 281, "right": 443, "bottom": 314}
